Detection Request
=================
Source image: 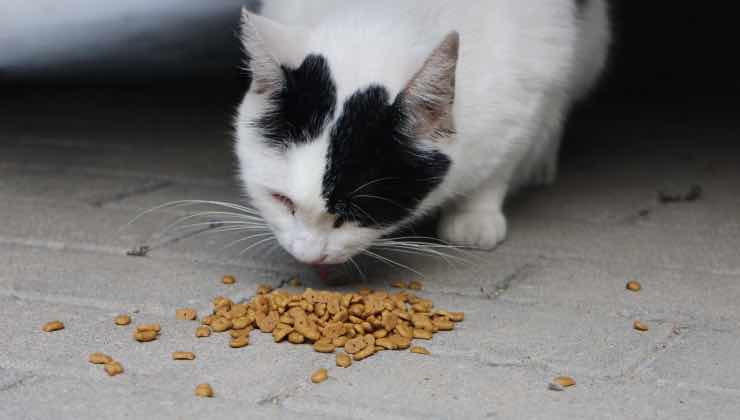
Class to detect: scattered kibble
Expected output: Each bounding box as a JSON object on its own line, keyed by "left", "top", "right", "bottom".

{"left": 195, "top": 326, "right": 211, "bottom": 338}
{"left": 222, "top": 275, "right": 236, "bottom": 285}
{"left": 410, "top": 346, "right": 430, "bottom": 355}
{"left": 104, "top": 361, "right": 124, "bottom": 376}
{"left": 310, "top": 368, "right": 328, "bottom": 384}
{"left": 176, "top": 308, "right": 198, "bottom": 321}
{"left": 172, "top": 351, "right": 196, "bottom": 360}
{"left": 548, "top": 376, "right": 575, "bottom": 391}
{"left": 42, "top": 321, "right": 64, "bottom": 332}
{"left": 633, "top": 320, "right": 649, "bottom": 332}
{"left": 195, "top": 383, "right": 214, "bottom": 398}
{"left": 230, "top": 336, "right": 249, "bottom": 348}
{"left": 136, "top": 323, "right": 160, "bottom": 333}
{"left": 336, "top": 352, "right": 352, "bottom": 368}
{"left": 114, "top": 315, "right": 131, "bottom": 326}
{"left": 626, "top": 281, "right": 642, "bottom": 292}
{"left": 134, "top": 328, "right": 159, "bottom": 342}
{"left": 88, "top": 352, "right": 113, "bottom": 364}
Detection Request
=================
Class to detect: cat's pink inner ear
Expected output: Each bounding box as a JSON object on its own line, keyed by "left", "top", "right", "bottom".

{"left": 400, "top": 31, "right": 459, "bottom": 141}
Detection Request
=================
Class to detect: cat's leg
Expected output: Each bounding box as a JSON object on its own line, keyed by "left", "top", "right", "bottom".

{"left": 438, "top": 174, "right": 509, "bottom": 250}
{"left": 514, "top": 93, "right": 570, "bottom": 188}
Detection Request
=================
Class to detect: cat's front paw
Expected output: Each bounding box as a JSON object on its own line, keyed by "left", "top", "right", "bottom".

{"left": 438, "top": 209, "right": 507, "bottom": 250}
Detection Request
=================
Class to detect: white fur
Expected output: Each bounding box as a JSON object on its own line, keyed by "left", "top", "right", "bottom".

{"left": 235, "top": 0, "right": 610, "bottom": 263}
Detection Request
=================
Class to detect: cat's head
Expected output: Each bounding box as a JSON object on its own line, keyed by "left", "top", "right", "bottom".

{"left": 234, "top": 10, "right": 458, "bottom": 265}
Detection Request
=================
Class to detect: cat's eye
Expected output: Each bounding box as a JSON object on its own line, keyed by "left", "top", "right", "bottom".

{"left": 272, "top": 193, "right": 295, "bottom": 215}
{"left": 333, "top": 216, "right": 345, "bottom": 229}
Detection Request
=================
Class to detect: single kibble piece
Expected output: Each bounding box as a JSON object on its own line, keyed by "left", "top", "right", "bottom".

{"left": 195, "top": 326, "right": 211, "bottom": 338}
{"left": 134, "top": 330, "right": 158, "bottom": 342}
{"left": 172, "top": 351, "right": 196, "bottom": 360}
{"left": 195, "top": 383, "right": 214, "bottom": 398}
{"left": 551, "top": 376, "right": 575, "bottom": 389}
{"left": 310, "top": 368, "right": 328, "bottom": 384}
{"left": 136, "top": 323, "right": 161, "bottom": 333}
{"left": 88, "top": 352, "right": 113, "bottom": 364}
{"left": 114, "top": 315, "right": 131, "bottom": 326}
{"left": 104, "top": 361, "right": 124, "bottom": 376}
{"left": 390, "top": 281, "right": 406, "bottom": 289}
{"left": 410, "top": 346, "right": 431, "bottom": 355}
{"left": 626, "top": 281, "right": 642, "bottom": 292}
{"left": 313, "top": 340, "right": 336, "bottom": 353}
{"left": 633, "top": 320, "right": 649, "bottom": 332}
{"left": 176, "top": 308, "right": 198, "bottom": 321}
{"left": 256, "top": 284, "right": 273, "bottom": 295}
{"left": 407, "top": 280, "right": 423, "bottom": 290}
{"left": 222, "top": 275, "right": 236, "bottom": 285}
{"left": 210, "top": 317, "right": 233, "bottom": 332}
{"left": 448, "top": 312, "right": 465, "bottom": 322}
{"left": 288, "top": 332, "right": 305, "bottom": 344}
{"left": 336, "top": 352, "right": 352, "bottom": 368}
{"left": 230, "top": 335, "right": 249, "bottom": 348}
{"left": 413, "top": 328, "right": 433, "bottom": 340}
{"left": 42, "top": 321, "right": 65, "bottom": 332}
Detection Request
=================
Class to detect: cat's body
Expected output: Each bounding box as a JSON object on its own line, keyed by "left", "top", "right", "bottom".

{"left": 235, "top": 0, "right": 610, "bottom": 264}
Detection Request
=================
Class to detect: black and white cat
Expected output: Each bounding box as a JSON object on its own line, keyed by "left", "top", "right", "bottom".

{"left": 234, "top": 0, "right": 610, "bottom": 265}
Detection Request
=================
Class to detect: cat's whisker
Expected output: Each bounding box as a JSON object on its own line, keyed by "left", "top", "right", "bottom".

{"left": 125, "top": 199, "right": 262, "bottom": 229}
{"left": 348, "top": 176, "right": 399, "bottom": 195}
{"left": 238, "top": 236, "right": 278, "bottom": 256}
{"left": 361, "top": 249, "right": 424, "bottom": 277}
{"left": 347, "top": 256, "right": 366, "bottom": 280}
{"left": 350, "top": 202, "right": 384, "bottom": 228}
{"left": 353, "top": 194, "right": 411, "bottom": 213}
{"left": 219, "top": 232, "right": 275, "bottom": 252}
{"left": 166, "top": 220, "right": 268, "bottom": 234}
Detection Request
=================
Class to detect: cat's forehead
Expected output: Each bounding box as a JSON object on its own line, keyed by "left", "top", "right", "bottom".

{"left": 250, "top": 53, "right": 450, "bottom": 227}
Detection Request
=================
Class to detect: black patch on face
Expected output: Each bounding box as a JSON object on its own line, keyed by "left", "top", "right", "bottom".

{"left": 253, "top": 54, "right": 337, "bottom": 149}
{"left": 322, "top": 85, "right": 451, "bottom": 228}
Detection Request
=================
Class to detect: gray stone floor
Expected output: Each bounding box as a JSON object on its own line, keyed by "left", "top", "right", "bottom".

{"left": 1, "top": 88, "right": 739, "bottom": 419}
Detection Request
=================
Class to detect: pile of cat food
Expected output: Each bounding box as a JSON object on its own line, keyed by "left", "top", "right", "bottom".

{"left": 42, "top": 276, "right": 465, "bottom": 397}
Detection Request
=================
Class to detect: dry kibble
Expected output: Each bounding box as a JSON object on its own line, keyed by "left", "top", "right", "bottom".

{"left": 336, "top": 352, "right": 352, "bottom": 368}
{"left": 413, "top": 328, "right": 433, "bottom": 339}
{"left": 104, "top": 361, "right": 124, "bottom": 376}
{"left": 195, "top": 383, "right": 214, "bottom": 398}
{"left": 136, "top": 323, "right": 161, "bottom": 333}
{"left": 390, "top": 281, "right": 406, "bottom": 289}
{"left": 448, "top": 312, "right": 465, "bottom": 322}
{"left": 344, "top": 336, "right": 367, "bottom": 354}
{"left": 410, "top": 346, "right": 431, "bottom": 355}
{"left": 114, "top": 315, "right": 131, "bottom": 326}
{"left": 210, "top": 317, "right": 233, "bottom": 332}
{"left": 313, "top": 339, "right": 336, "bottom": 353}
{"left": 172, "top": 351, "right": 196, "bottom": 360}
{"left": 230, "top": 329, "right": 250, "bottom": 339}
{"left": 256, "top": 284, "right": 273, "bottom": 295}
{"left": 626, "top": 281, "right": 642, "bottom": 292}
{"left": 310, "top": 368, "right": 328, "bottom": 384}
{"left": 195, "top": 326, "right": 211, "bottom": 338}
{"left": 88, "top": 352, "right": 113, "bottom": 364}
{"left": 230, "top": 335, "right": 249, "bottom": 348}
{"left": 42, "top": 321, "right": 64, "bottom": 332}
{"left": 272, "top": 323, "right": 293, "bottom": 342}
{"left": 352, "top": 344, "right": 375, "bottom": 361}
{"left": 134, "top": 330, "right": 158, "bottom": 342}
{"left": 176, "top": 308, "right": 198, "bottom": 321}
{"left": 222, "top": 275, "right": 236, "bottom": 284}
{"left": 232, "top": 316, "right": 252, "bottom": 330}
{"left": 549, "top": 376, "right": 576, "bottom": 391}
{"left": 633, "top": 320, "right": 649, "bottom": 332}
{"left": 287, "top": 331, "right": 305, "bottom": 344}
{"left": 407, "top": 280, "right": 423, "bottom": 290}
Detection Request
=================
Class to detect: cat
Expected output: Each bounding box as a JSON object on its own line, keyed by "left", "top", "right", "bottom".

{"left": 233, "top": 0, "right": 610, "bottom": 265}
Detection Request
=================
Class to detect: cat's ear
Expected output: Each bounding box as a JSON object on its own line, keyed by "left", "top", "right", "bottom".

{"left": 240, "top": 8, "right": 306, "bottom": 95}
{"left": 397, "top": 31, "right": 459, "bottom": 141}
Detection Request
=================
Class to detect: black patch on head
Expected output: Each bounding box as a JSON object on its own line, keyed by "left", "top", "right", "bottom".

{"left": 322, "top": 85, "right": 451, "bottom": 228}
{"left": 253, "top": 54, "right": 337, "bottom": 149}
